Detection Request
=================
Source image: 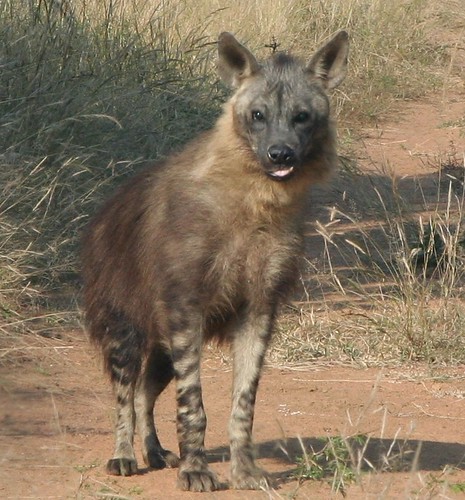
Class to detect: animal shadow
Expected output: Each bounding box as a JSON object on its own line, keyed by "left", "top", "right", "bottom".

{"left": 207, "top": 436, "right": 465, "bottom": 485}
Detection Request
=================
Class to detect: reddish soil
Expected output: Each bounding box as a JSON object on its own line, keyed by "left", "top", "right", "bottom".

{"left": 1, "top": 64, "right": 465, "bottom": 500}
{"left": 1, "top": 330, "right": 465, "bottom": 499}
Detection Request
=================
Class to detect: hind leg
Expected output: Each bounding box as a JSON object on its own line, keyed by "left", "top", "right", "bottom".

{"left": 135, "top": 345, "right": 179, "bottom": 469}
{"left": 101, "top": 319, "right": 145, "bottom": 476}
{"left": 106, "top": 376, "right": 138, "bottom": 476}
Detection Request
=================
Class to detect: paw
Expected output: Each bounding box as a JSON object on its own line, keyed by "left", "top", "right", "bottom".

{"left": 177, "top": 468, "right": 220, "bottom": 492}
{"left": 161, "top": 449, "right": 180, "bottom": 468}
{"left": 231, "top": 466, "right": 272, "bottom": 490}
{"left": 145, "top": 449, "right": 180, "bottom": 469}
{"left": 106, "top": 458, "right": 137, "bottom": 476}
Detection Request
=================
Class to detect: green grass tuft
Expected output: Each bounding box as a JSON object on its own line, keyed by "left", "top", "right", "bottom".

{"left": 294, "top": 435, "right": 368, "bottom": 495}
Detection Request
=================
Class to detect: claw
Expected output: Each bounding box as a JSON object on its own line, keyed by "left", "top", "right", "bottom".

{"left": 232, "top": 466, "right": 272, "bottom": 490}
{"left": 106, "top": 458, "right": 138, "bottom": 476}
{"left": 177, "top": 468, "right": 220, "bottom": 492}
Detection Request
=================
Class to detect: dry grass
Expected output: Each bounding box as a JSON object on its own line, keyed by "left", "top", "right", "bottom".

{"left": 289, "top": 374, "right": 465, "bottom": 498}
{"left": 1, "top": 0, "right": 464, "bottom": 366}
{"left": 272, "top": 151, "right": 465, "bottom": 366}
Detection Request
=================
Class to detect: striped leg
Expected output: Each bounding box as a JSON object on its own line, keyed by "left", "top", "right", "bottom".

{"left": 104, "top": 325, "right": 144, "bottom": 476}
{"left": 230, "top": 312, "right": 273, "bottom": 490}
{"left": 107, "top": 379, "right": 138, "bottom": 476}
{"left": 170, "top": 328, "right": 220, "bottom": 492}
{"left": 134, "top": 345, "right": 179, "bottom": 469}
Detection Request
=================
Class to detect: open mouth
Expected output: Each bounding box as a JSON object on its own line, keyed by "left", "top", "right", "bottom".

{"left": 266, "top": 166, "right": 295, "bottom": 181}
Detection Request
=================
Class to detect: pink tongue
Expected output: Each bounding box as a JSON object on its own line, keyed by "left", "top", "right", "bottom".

{"left": 272, "top": 167, "right": 293, "bottom": 177}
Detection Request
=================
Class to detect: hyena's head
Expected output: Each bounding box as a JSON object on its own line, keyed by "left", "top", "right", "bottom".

{"left": 218, "top": 31, "right": 349, "bottom": 182}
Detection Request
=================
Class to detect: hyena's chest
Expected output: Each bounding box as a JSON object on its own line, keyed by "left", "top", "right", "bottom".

{"left": 204, "top": 228, "right": 300, "bottom": 313}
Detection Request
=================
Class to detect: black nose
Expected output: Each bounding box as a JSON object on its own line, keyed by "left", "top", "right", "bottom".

{"left": 267, "top": 145, "right": 296, "bottom": 165}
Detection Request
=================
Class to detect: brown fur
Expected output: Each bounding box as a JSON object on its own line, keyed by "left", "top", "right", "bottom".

{"left": 81, "top": 31, "right": 349, "bottom": 491}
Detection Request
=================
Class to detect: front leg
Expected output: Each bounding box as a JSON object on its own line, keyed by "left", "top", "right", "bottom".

{"left": 230, "top": 311, "right": 274, "bottom": 490}
{"left": 170, "top": 327, "right": 220, "bottom": 492}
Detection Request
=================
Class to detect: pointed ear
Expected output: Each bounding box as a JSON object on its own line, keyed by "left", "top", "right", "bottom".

{"left": 217, "top": 32, "right": 260, "bottom": 88}
{"left": 307, "top": 31, "right": 349, "bottom": 90}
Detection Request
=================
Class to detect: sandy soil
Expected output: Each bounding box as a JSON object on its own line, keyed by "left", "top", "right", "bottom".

{"left": 1, "top": 62, "right": 465, "bottom": 500}
{"left": 1, "top": 329, "right": 465, "bottom": 499}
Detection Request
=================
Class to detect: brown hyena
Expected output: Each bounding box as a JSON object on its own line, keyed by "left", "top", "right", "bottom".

{"left": 81, "top": 31, "right": 349, "bottom": 492}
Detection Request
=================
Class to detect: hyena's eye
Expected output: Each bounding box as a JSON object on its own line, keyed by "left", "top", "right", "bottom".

{"left": 293, "top": 111, "right": 310, "bottom": 124}
{"left": 251, "top": 110, "right": 265, "bottom": 122}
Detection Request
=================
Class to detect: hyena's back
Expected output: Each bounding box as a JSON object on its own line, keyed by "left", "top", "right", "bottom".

{"left": 82, "top": 30, "right": 348, "bottom": 491}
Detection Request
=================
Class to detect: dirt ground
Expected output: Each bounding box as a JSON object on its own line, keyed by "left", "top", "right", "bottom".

{"left": 1, "top": 66, "right": 465, "bottom": 499}
{"left": 1, "top": 329, "right": 465, "bottom": 500}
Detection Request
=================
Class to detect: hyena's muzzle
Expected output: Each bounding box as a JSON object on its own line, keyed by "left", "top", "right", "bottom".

{"left": 246, "top": 89, "right": 332, "bottom": 182}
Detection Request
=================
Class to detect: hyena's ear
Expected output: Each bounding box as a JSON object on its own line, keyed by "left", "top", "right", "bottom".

{"left": 307, "top": 31, "right": 349, "bottom": 90}
{"left": 217, "top": 32, "right": 260, "bottom": 88}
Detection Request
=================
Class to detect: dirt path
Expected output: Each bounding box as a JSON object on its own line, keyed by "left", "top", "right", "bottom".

{"left": 1, "top": 330, "right": 465, "bottom": 499}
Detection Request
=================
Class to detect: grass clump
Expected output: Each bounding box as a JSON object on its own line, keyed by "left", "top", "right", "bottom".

{"left": 450, "top": 482, "right": 465, "bottom": 494}
{"left": 0, "top": 0, "right": 222, "bottom": 308}
{"left": 272, "top": 149, "right": 465, "bottom": 366}
{"left": 295, "top": 435, "right": 368, "bottom": 495}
